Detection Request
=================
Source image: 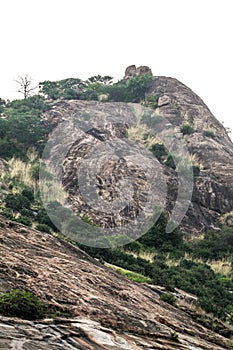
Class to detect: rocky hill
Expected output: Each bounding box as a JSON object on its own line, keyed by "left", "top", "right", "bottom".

{"left": 40, "top": 69, "right": 233, "bottom": 236}
{"left": 0, "top": 216, "right": 232, "bottom": 349}
{"left": 0, "top": 68, "right": 233, "bottom": 349}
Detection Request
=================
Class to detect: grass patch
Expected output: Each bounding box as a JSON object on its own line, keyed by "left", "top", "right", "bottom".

{"left": 110, "top": 265, "right": 152, "bottom": 283}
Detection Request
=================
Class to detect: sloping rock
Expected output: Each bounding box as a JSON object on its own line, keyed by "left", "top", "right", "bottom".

{"left": 0, "top": 216, "right": 232, "bottom": 349}
{"left": 147, "top": 76, "right": 233, "bottom": 233}
{"left": 41, "top": 84, "right": 233, "bottom": 235}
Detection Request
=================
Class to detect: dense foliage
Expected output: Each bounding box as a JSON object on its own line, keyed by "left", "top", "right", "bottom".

{"left": 0, "top": 290, "right": 46, "bottom": 320}
{"left": 39, "top": 74, "right": 153, "bottom": 103}
{"left": 0, "top": 96, "right": 49, "bottom": 159}
{"left": 78, "top": 217, "right": 233, "bottom": 321}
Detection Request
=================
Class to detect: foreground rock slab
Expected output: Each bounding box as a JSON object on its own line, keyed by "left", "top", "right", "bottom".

{"left": 0, "top": 217, "right": 231, "bottom": 349}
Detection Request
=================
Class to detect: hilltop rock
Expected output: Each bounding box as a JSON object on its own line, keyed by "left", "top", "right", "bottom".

{"left": 124, "top": 65, "right": 152, "bottom": 79}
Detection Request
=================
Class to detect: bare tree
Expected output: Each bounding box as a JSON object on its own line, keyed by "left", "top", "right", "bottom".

{"left": 15, "top": 74, "right": 37, "bottom": 99}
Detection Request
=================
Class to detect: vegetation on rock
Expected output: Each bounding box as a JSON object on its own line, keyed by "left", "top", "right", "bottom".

{"left": 0, "top": 69, "right": 233, "bottom": 329}
{"left": 0, "top": 289, "right": 46, "bottom": 320}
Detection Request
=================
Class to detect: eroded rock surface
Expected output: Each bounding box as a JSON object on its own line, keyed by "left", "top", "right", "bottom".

{"left": 148, "top": 76, "right": 233, "bottom": 233}
{"left": 0, "top": 217, "right": 231, "bottom": 349}
{"left": 41, "top": 77, "right": 233, "bottom": 235}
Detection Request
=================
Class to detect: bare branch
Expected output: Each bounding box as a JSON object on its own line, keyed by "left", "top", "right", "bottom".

{"left": 15, "top": 75, "right": 37, "bottom": 99}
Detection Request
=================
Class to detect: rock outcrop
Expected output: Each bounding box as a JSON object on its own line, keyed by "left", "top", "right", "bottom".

{"left": 147, "top": 76, "right": 233, "bottom": 233}
{"left": 41, "top": 74, "right": 233, "bottom": 235}
{"left": 124, "top": 65, "right": 153, "bottom": 79}
{"left": 0, "top": 216, "right": 232, "bottom": 349}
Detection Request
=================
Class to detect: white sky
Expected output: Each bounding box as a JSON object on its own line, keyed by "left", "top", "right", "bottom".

{"left": 0, "top": 0, "right": 232, "bottom": 139}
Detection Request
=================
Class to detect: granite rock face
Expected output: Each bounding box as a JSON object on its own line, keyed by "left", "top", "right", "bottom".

{"left": 0, "top": 216, "right": 231, "bottom": 349}
{"left": 147, "top": 76, "right": 233, "bottom": 233}
{"left": 41, "top": 72, "right": 233, "bottom": 235}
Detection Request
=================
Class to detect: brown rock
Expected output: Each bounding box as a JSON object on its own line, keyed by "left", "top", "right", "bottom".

{"left": 124, "top": 65, "right": 152, "bottom": 79}
{"left": 41, "top": 90, "right": 233, "bottom": 236}
{"left": 124, "top": 65, "right": 137, "bottom": 78}
{"left": 136, "top": 66, "right": 152, "bottom": 76}
{"left": 157, "top": 95, "right": 171, "bottom": 107}
{"left": 0, "top": 216, "right": 231, "bottom": 349}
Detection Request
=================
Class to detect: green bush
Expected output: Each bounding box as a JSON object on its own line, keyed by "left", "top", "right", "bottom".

{"left": 19, "top": 208, "right": 35, "bottom": 218}
{"left": 192, "top": 164, "right": 200, "bottom": 177}
{"left": 35, "top": 223, "right": 51, "bottom": 234}
{"left": 164, "top": 154, "right": 176, "bottom": 169}
{"left": 143, "top": 95, "right": 159, "bottom": 109}
{"left": 150, "top": 143, "right": 168, "bottom": 161}
{"left": 21, "top": 187, "right": 34, "bottom": 202}
{"left": 5, "top": 193, "right": 31, "bottom": 212}
{"left": 0, "top": 290, "right": 46, "bottom": 320}
{"left": 138, "top": 213, "right": 184, "bottom": 252}
{"left": 192, "top": 226, "right": 233, "bottom": 260}
{"left": 36, "top": 207, "right": 60, "bottom": 231}
{"left": 203, "top": 130, "right": 215, "bottom": 138}
{"left": 30, "top": 163, "right": 40, "bottom": 180}
{"left": 180, "top": 123, "right": 195, "bottom": 135}
{"left": 160, "top": 293, "right": 177, "bottom": 305}
{"left": 0, "top": 207, "right": 14, "bottom": 219}
{"left": 16, "top": 216, "right": 32, "bottom": 227}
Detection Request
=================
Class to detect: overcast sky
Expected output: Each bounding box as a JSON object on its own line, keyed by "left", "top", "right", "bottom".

{"left": 0, "top": 0, "right": 232, "bottom": 139}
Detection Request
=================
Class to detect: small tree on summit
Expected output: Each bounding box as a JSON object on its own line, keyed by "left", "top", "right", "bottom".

{"left": 15, "top": 75, "right": 37, "bottom": 99}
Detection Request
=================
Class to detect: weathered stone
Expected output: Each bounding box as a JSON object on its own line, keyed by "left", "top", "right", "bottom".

{"left": 124, "top": 65, "right": 152, "bottom": 79}
{"left": 157, "top": 94, "right": 171, "bottom": 107}
{"left": 124, "top": 65, "right": 136, "bottom": 78}
{"left": 41, "top": 87, "right": 233, "bottom": 236}
{"left": 135, "top": 66, "right": 152, "bottom": 76}
{"left": 0, "top": 216, "right": 231, "bottom": 349}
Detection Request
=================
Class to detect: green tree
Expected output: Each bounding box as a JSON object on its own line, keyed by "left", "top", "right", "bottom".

{"left": 86, "top": 75, "right": 113, "bottom": 85}
{"left": 138, "top": 213, "right": 184, "bottom": 252}
{"left": 5, "top": 193, "right": 31, "bottom": 212}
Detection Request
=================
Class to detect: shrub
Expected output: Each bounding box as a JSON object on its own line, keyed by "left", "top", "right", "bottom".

{"left": 5, "top": 193, "right": 31, "bottom": 212}
{"left": 203, "top": 130, "right": 215, "bottom": 138}
{"left": 150, "top": 143, "right": 168, "bottom": 161}
{"left": 0, "top": 290, "right": 46, "bottom": 320}
{"left": 164, "top": 154, "right": 176, "bottom": 169}
{"left": 30, "top": 163, "right": 40, "bottom": 180}
{"left": 124, "top": 240, "right": 144, "bottom": 254}
{"left": 143, "top": 95, "right": 159, "bottom": 109}
{"left": 35, "top": 224, "right": 51, "bottom": 234}
{"left": 169, "top": 331, "right": 179, "bottom": 342}
{"left": 21, "top": 187, "right": 34, "bottom": 202}
{"left": 160, "top": 293, "right": 177, "bottom": 305}
{"left": 192, "top": 164, "right": 200, "bottom": 177}
{"left": 20, "top": 208, "right": 35, "bottom": 218}
{"left": 36, "top": 208, "right": 60, "bottom": 231}
{"left": 0, "top": 207, "right": 13, "bottom": 219}
{"left": 16, "top": 216, "right": 32, "bottom": 227}
{"left": 180, "top": 123, "right": 195, "bottom": 135}
{"left": 107, "top": 74, "right": 153, "bottom": 103}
